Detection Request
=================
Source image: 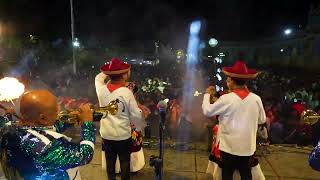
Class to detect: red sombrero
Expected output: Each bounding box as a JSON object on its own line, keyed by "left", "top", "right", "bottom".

{"left": 292, "top": 103, "right": 305, "bottom": 115}
{"left": 100, "top": 58, "right": 131, "bottom": 75}
{"left": 223, "top": 60, "right": 258, "bottom": 79}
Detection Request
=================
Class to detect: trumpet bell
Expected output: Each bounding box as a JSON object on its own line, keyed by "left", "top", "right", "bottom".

{"left": 301, "top": 109, "right": 320, "bottom": 125}
{"left": 94, "top": 99, "right": 119, "bottom": 116}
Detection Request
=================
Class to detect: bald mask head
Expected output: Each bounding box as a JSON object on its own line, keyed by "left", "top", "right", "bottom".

{"left": 20, "top": 90, "right": 58, "bottom": 126}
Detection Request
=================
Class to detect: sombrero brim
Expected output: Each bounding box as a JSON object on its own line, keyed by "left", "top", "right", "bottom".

{"left": 223, "top": 67, "right": 259, "bottom": 79}
{"left": 100, "top": 64, "right": 131, "bottom": 75}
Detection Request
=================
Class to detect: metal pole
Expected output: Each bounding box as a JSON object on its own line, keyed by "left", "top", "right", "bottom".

{"left": 159, "top": 116, "right": 164, "bottom": 180}
{"left": 156, "top": 110, "right": 165, "bottom": 180}
{"left": 155, "top": 41, "right": 159, "bottom": 65}
{"left": 70, "top": 0, "right": 76, "bottom": 74}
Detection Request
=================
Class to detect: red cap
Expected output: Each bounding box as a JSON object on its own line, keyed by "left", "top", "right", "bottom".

{"left": 100, "top": 58, "right": 131, "bottom": 75}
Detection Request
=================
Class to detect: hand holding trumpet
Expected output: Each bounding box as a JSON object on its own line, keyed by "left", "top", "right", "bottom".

{"left": 205, "top": 86, "right": 216, "bottom": 95}
{"left": 205, "top": 86, "right": 218, "bottom": 104}
{"left": 78, "top": 104, "right": 93, "bottom": 123}
{"left": 65, "top": 104, "right": 93, "bottom": 125}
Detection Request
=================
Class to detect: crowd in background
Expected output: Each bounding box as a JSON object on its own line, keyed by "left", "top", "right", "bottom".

{"left": 15, "top": 62, "right": 320, "bottom": 147}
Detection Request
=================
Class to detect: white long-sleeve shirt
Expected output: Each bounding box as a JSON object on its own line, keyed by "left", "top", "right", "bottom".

{"left": 202, "top": 92, "right": 266, "bottom": 156}
{"left": 95, "top": 73, "right": 144, "bottom": 140}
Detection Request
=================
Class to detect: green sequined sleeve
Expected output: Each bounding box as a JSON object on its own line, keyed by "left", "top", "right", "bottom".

{"left": 54, "top": 120, "right": 71, "bottom": 133}
{"left": 33, "top": 122, "right": 96, "bottom": 172}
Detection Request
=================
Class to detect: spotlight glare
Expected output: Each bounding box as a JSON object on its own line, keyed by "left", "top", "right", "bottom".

{"left": 284, "top": 29, "right": 292, "bottom": 35}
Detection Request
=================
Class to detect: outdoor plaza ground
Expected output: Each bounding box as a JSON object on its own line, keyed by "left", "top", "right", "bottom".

{"left": 0, "top": 128, "right": 319, "bottom": 180}
{"left": 79, "top": 137, "right": 320, "bottom": 180}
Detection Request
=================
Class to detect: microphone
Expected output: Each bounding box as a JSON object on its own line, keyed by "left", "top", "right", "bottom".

{"left": 157, "top": 99, "right": 168, "bottom": 121}
{"left": 157, "top": 99, "right": 168, "bottom": 113}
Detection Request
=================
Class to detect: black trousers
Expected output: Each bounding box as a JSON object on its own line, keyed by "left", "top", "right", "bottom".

{"left": 103, "top": 138, "right": 132, "bottom": 180}
{"left": 221, "top": 151, "right": 252, "bottom": 180}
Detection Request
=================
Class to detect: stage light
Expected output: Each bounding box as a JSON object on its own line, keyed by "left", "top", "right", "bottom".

{"left": 190, "top": 21, "right": 201, "bottom": 35}
{"left": 208, "top": 38, "right": 218, "bottom": 47}
{"left": 284, "top": 29, "right": 292, "bottom": 36}
{"left": 73, "top": 38, "right": 80, "bottom": 47}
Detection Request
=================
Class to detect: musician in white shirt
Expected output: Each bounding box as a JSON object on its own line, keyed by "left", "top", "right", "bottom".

{"left": 95, "top": 58, "right": 145, "bottom": 180}
{"left": 202, "top": 61, "right": 266, "bottom": 180}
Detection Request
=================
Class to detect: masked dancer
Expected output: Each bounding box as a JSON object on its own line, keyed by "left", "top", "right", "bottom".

{"left": 0, "top": 90, "right": 95, "bottom": 180}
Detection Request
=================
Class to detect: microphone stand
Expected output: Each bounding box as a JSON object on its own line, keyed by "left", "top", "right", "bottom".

{"left": 150, "top": 107, "right": 166, "bottom": 180}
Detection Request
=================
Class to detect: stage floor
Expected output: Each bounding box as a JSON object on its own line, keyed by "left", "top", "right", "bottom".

{"left": 79, "top": 137, "right": 320, "bottom": 180}
{"left": 0, "top": 128, "right": 318, "bottom": 180}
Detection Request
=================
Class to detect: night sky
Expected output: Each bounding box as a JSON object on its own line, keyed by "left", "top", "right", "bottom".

{"left": 0, "top": 0, "right": 318, "bottom": 47}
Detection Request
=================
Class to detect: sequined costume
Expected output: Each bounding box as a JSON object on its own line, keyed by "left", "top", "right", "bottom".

{"left": 309, "top": 141, "right": 320, "bottom": 171}
{"left": 0, "top": 121, "right": 96, "bottom": 180}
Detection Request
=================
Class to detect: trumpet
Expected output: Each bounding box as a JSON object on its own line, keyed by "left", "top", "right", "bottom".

{"left": 58, "top": 99, "right": 119, "bottom": 124}
{"left": 301, "top": 109, "right": 320, "bottom": 125}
